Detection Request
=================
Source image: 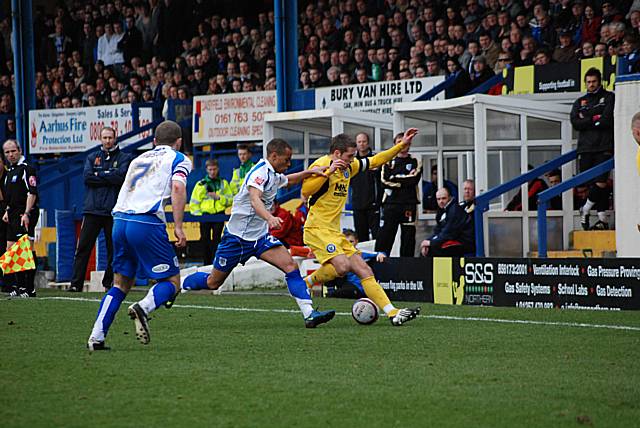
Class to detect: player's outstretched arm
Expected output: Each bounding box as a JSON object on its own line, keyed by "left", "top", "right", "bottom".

{"left": 248, "top": 186, "right": 283, "bottom": 230}
{"left": 171, "top": 180, "right": 187, "bottom": 248}
{"left": 286, "top": 166, "right": 327, "bottom": 186}
{"left": 367, "top": 127, "right": 419, "bottom": 169}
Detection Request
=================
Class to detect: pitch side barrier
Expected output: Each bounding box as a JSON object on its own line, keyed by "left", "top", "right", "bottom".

{"left": 365, "top": 257, "right": 640, "bottom": 310}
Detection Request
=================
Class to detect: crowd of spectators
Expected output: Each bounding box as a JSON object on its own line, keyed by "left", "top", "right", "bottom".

{"left": 297, "top": 0, "right": 640, "bottom": 90}
{"left": 0, "top": 0, "right": 639, "bottom": 116}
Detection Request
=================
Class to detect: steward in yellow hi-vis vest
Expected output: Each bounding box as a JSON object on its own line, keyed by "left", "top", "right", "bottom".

{"left": 229, "top": 143, "right": 255, "bottom": 195}
{"left": 189, "top": 159, "right": 233, "bottom": 265}
{"left": 301, "top": 128, "right": 423, "bottom": 326}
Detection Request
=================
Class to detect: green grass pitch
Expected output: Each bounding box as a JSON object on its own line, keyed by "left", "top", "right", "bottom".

{"left": 1, "top": 289, "right": 640, "bottom": 427}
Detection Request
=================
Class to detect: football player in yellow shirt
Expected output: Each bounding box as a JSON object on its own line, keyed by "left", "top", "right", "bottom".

{"left": 302, "top": 128, "right": 421, "bottom": 325}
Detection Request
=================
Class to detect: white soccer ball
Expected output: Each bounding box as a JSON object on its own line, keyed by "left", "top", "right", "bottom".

{"left": 351, "top": 298, "right": 379, "bottom": 325}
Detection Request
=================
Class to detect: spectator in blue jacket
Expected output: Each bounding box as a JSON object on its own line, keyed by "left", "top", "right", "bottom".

{"left": 68, "top": 127, "right": 132, "bottom": 292}
{"left": 420, "top": 187, "right": 474, "bottom": 257}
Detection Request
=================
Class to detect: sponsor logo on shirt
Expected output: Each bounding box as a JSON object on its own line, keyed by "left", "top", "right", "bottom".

{"left": 254, "top": 176, "right": 265, "bottom": 185}
{"left": 152, "top": 264, "right": 170, "bottom": 273}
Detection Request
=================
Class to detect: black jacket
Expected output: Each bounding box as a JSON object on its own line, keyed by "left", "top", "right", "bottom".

{"left": 430, "top": 199, "right": 474, "bottom": 248}
{"left": 83, "top": 146, "right": 132, "bottom": 216}
{"left": 380, "top": 155, "right": 422, "bottom": 205}
{"left": 570, "top": 86, "right": 615, "bottom": 154}
{"left": 350, "top": 149, "right": 383, "bottom": 210}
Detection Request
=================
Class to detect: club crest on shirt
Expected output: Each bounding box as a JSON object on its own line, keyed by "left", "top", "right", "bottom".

{"left": 218, "top": 256, "right": 227, "bottom": 267}
{"left": 326, "top": 243, "right": 336, "bottom": 253}
{"left": 406, "top": 164, "right": 412, "bottom": 171}
{"left": 343, "top": 170, "right": 349, "bottom": 179}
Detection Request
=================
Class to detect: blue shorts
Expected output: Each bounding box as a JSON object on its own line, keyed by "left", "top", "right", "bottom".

{"left": 112, "top": 215, "right": 180, "bottom": 280}
{"left": 213, "top": 229, "right": 283, "bottom": 272}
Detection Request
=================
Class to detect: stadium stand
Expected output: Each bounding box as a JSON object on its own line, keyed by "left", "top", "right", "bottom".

{"left": 0, "top": 0, "right": 638, "bottom": 128}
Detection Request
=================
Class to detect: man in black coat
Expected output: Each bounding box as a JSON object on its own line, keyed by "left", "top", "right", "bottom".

{"left": 68, "top": 127, "right": 132, "bottom": 292}
{"left": 350, "top": 132, "right": 382, "bottom": 242}
{"left": 570, "top": 67, "right": 614, "bottom": 230}
{"left": 420, "top": 187, "right": 473, "bottom": 257}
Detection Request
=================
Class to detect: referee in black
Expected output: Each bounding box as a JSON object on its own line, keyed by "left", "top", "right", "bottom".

{"left": 3, "top": 139, "right": 39, "bottom": 298}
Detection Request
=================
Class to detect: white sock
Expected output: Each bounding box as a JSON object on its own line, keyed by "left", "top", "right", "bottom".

{"left": 583, "top": 199, "right": 595, "bottom": 213}
{"left": 89, "top": 323, "right": 105, "bottom": 342}
{"left": 295, "top": 298, "right": 313, "bottom": 318}
{"left": 597, "top": 211, "right": 607, "bottom": 222}
{"left": 383, "top": 304, "right": 395, "bottom": 315}
{"left": 138, "top": 289, "right": 156, "bottom": 315}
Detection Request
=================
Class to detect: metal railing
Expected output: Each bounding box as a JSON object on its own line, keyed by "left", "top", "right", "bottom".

{"left": 537, "top": 158, "right": 614, "bottom": 257}
{"left": 474, "top": 150, "right": 578, "bottom": 256}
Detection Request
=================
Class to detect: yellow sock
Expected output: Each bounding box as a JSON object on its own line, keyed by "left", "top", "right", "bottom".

{"left": 305, "top": 263, "right": 339, "bottom": 288}
{"left": 361, "top": 276, "right": 398, "bottom": 317}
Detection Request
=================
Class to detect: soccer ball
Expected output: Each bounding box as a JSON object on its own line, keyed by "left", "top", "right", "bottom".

{"left": 351, "top": 298, "right": 379, "bottom": 325}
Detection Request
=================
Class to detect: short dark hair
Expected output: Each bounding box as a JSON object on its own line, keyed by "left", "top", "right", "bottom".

{"left": 266, "top": 138, "right": 291, "bottom": 156}
{"left": 154, "top": 120, "right": 182, "bottom": 146}
{"left": 547, "top": 168, "right": 561, "bottom": 178}
{"left": 329, "top": 133, "right": 356, "bottom": 153}
{"left": 205, "top": 158, "right": 219, "bottom": 168}
{"left": 584, "top": 67, "right": 602, "bottom": 82}
{"left": 237, "top": 143, "right": 251, "bottom": 152}
{"left": 343, "top": 228, "right": 357, "bottom": 240}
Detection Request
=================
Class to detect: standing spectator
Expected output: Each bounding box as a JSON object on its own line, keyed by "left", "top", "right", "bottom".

{"left": 97, "top": 22, "right": 123, "bottom": 67}
{"left": 375, "top": 132, "right": 422, "bottom": 257}
{"left": 570, "top": 68, "right": 615, "bottom": 230}
{"left": 3, "top": 140, "right": 39, "bottom": 298}
{"left": 229, "top": 143, "right": 255, "bottom": 195}
{"left": 189, "top": 158, "right": 233, "bottom": 266}
{"left": 350, "top": 132, "right": 382, "bottom": 242}
{"left": 420, "top": 187, "right": 474, "bottom": 257}
{"left": 45, "top": 23, "right": 73, "bottom": 69}
{"left": 119, "top": 16, "right": 143, "bottom": 66}
{"left": 68, "top": 127, "right": 132, "bottom": 292}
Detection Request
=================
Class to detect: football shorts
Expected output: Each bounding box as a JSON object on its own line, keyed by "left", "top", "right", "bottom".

{"left": 303, "top": 227, "right": 358, "bottom": 265}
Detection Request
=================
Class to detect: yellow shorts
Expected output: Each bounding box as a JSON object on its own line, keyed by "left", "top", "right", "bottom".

{"left": 304, "top": 227, "right": 359, "bottom": 265}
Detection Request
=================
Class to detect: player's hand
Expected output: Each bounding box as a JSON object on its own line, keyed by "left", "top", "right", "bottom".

{"left": 2, "top": 211, "right": 7, "bottom": 223}
{"left": 307, "top": 166, "right": 328, "bottom": 177}
{"left": 420, "top": 240, "right": 430, "bottom": 256}
{"left": 376, "top": 252, "right": 386, "bottom": 263}
{"left": 21, "top": 213, "right": 29, "bottom": 229}
{"left": 267, "top": 215, "right": 283, "bottom": 230}
{"left": 402, "top": 128, "right": 419, "bottom": 144}
{"left": 329, "top": 159, "right": 349, "bottom": 173}
{"left": 174, "top": 226, "right": 187, "bottom": 248}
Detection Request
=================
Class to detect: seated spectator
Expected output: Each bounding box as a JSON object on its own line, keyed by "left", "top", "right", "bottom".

{"left": 470, "top": 55, "right": 494, "bottom": 88}
{"left": 269, "top": 200, "right": 305, "bottom": 248}
{"left": 420, "top": 187, "right": 474, "bottom": 257}
{"left": 506, "top": 168, "right": 548, "bottom": 211}
{"left": 553, "top": 31, "right": 578, "bottom": 63}
{"left": 422, "top": 165, "right": 458, "bottom": 212}
{"left": 546, "top": 169, "right": 563, "bottom": 210}
{"left": 621, "top": 35, "right": 640, "bottom": 74}
{"left": 534, "top": 47, "right": 553, "bottom": 65}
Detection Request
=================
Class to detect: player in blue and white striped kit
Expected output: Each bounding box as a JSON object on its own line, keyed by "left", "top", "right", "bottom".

{"left": 182, "top": 138, "right": 336, "bottom": 328}
{"left": 87, "top": 121, "right": 191, "bottom": 350}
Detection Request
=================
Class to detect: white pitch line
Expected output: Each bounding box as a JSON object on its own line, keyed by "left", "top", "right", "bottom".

{"left": 13, "top": 296, "right": 640, "bottom": 332}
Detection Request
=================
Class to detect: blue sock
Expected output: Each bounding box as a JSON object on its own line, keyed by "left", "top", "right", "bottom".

{"left": 183, "top": 272, "right": 210, "bottom": 290}
{"left": 286, "top": 269, "right": 313, "bottom": 318}
{"left": 285, "top": 269, "right": 312, "bottom": 302}
{"left": 90, "top": 286, "right": 126, "bottom": 341}
{"left": 138, "top": 281, "right": 176, "bottom": 314}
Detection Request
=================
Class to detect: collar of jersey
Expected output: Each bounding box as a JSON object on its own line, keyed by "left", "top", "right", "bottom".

{"left": 263, "top": 158, "right": 275, "bottom": 173}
